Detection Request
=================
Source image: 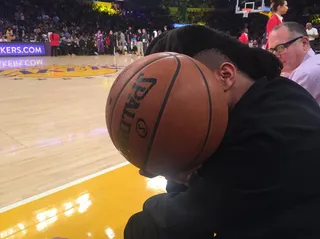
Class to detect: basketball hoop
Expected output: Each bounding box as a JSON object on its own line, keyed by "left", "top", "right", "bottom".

{"left": 242, "top": 8, "right": 252, "bottom": 18}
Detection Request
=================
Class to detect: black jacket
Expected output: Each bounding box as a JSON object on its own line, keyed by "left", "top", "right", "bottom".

{"left": 143, "top": 76, "right": 320, "bottom": 239}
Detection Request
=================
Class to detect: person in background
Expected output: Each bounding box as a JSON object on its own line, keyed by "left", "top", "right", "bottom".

{"left": 110, "top": 30, "right": 116, "bottom": 56}
{"left": 152, "top": 29, "right": 158, "bottom": 41}
{"left": 141, "top": 29, "right": 148, "bottom": 55}
{"left": 126, "top": 27, "right": 133, "bottom": 53}
{"left": 86, "top": 37, "right": 94, "bottom": 55}
{"left": 6, "top": 27, "right": 14, "bottom": 42}
{"left": 70, "top": 37, "right": 79, "bottom": 56}
{"left": 50, "top": 30, "right": 60, "bottom": 57}
{"left": 306, "top": 23, "right": 318, "bottom": 51}
{"left": 238, "top": 27, "right": 249, "bottom": 44}
{"left": 268, "top": 22, "right": 320, "bottom": 104}
{"left": 79, "top": 36, "right": 86, "bottom": 55}
{"left": 131, "top": 33, "right": 137, "bottom": 54}
{"left": 266, "top": 0, "right": 288, "bottom": 48}
{"left": 95, "top": 30, "right": 104, "bottom": 55}
{"left": 136, "top": 29, "right": 143, "bottom": 56}
{"left": 119, "top": 31, "right": 126, "bottom": 55}
{"left": 114, "top": 30, "right": 119, "bottom": 50}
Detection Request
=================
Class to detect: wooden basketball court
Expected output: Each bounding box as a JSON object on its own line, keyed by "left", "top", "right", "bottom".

{"left": 0, "top": 55, "right": 166, "bottom": 239}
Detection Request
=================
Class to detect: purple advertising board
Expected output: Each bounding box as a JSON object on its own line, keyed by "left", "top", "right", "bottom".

{"left": 0, "top": 43, "right": 46, "bottom": 57}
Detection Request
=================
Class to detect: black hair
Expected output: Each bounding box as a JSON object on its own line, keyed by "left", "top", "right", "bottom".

{"left": 273, "top": 22, "right": 308, "bottom": 37}
{"left": 145, "top": 25, "right": 282, "bottom": 80}
{"left": 271, "top": 0, "right": 286, "bottom": 12}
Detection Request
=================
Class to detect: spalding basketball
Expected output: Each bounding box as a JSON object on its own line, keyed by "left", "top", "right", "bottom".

{"left": 106, "top": 52, "right": 228, "bottom": 176}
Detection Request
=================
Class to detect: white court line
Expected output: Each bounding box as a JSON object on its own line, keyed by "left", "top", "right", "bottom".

{"left": 0, "top": 161, "right": 129, "bottom": 214}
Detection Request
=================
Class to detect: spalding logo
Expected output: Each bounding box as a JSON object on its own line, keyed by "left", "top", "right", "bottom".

{"left": 135, "top": 118, "right": 148, "bottom": 138}
{"left": 118, "top": 72, "right": 156, "bottom": 154}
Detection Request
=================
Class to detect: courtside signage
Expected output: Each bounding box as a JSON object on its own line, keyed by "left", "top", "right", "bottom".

{"left": 0, "top": 43, "right": 46, "bottom": 56}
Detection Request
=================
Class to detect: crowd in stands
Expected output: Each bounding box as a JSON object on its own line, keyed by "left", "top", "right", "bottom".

{"left": 0, "top": 0, "right": 170, "bottom": 56}
{"left": 0, "top": 0, "right": 319, "bottom": 56}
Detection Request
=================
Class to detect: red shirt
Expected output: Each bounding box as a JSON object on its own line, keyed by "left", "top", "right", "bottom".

{"left": 50, "top": 33, "right": 60, "bottom": 46}
{"left": 266, "top": 14, "right": 283, "bottom": 36}
{"left": 106, "top": 36, "right": 111, "bottom": 46}
{"left": 266, "top": 14, "right": 283, "bottom": 48}
{"left": 238, "top": 33, "right": 249, "bottom": 44}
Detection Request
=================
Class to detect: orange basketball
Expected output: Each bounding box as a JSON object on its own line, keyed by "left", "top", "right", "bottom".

{"left": 106, "top": 52, "right": 228, "bottom": 176}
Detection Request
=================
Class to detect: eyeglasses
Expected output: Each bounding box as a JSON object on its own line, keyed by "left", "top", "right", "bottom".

{"left": 268, "top": 36, "right": 303, "bottom": 55}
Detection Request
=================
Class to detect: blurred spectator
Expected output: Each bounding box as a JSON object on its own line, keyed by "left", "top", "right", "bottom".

{"left": 306, "top": 22, "right": 319, "bottom": 51}
{"left": 50, "top": 30, "right": 60, "bottom": 57}
{"left": 238, "top": 27, "right": 249, "bottom": 44}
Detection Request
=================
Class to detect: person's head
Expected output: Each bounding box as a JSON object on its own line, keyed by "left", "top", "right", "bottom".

{"left": 271, "top": 0, "right": 288, "bottom": 15}
{"left": 109, "top": 30, "right": 113, "bottom": 34}
{"left": 306, "top": 22, "right": 312, "bottom": 30}
{"left": 146, "top": 25, "right": 282, "bottom": 111}
{"left": 268, "top": 22, "right": 309, "bottom": 73}
{"left": 138, "top": 29, "right": 141, "bottom": 33}
{"left": 142, "top": 29, "right": 146, "bottom": 33}
{"left": 244, "top": 27, "right": 249, "bottom": 33}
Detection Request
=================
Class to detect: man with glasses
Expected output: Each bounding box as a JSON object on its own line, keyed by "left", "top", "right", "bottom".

{"left": 268, "top": 22, "right": 320, "bottom": 104}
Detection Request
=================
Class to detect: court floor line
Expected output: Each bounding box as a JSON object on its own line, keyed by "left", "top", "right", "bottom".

{"left": 0, "top": 161, "right": 129, "bottom": 214}
{"left": 0, "top": 127, "right": 27, "bottom": 148}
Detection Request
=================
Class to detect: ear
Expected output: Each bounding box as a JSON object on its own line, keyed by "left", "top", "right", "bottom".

{"left": 213, "top": 62, "right": 237, "bottom": 92}
{"left": 302, "top": 37, "right": 310, "bottom": 51}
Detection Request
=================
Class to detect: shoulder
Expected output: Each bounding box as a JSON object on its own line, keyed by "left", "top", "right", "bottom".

{"left": 268, "top": 15, "right": 279, "bottom": 23}
{"left": 266, "top": 17, "right": 278, "bottom": 32}
{"left": 291, "top": 55, "right": 320, "bottom": 80}
{"left": 245, "top": 77, "right": 316, "bottom": 104}
{"left": 228, "top": 77, "right": 320, "bottom": 136}
{"left": 255, "top": 76, "right": 319, "bottom": 110}
{"left": 207, "top": 76, "right": 320, "bottom": 166}
{"left": 267, "top": 17, "right": 276, "bottom": 24}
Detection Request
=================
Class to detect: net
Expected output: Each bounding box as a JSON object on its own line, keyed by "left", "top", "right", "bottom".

{"left": 242, "top": 8, "right": 252, "bottom": 18}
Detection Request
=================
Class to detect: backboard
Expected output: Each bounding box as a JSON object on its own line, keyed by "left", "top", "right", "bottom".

{"left": 235, "top": 0, "right": 267, "bottom": 15}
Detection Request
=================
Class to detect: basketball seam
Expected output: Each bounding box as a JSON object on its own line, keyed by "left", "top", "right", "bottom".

{"left": 108, "top": 53, "right": 176, "bottom": 141}
{"left": 143, "top": 55, "right": 182, "bottom": 169}
{"left": 189, "top": 58, "right": 213, "bottom": 164}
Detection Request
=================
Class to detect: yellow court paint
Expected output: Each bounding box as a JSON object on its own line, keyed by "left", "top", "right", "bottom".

{"left": 0, "top": 65, "right": 118, "bottom": 78}
{"left": 0, "top": 165, "right": 166, "bottom": 239}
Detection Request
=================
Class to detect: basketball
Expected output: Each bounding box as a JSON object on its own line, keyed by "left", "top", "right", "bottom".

{"left": 106, "top": 52, "right": 228, "bottom": 176}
